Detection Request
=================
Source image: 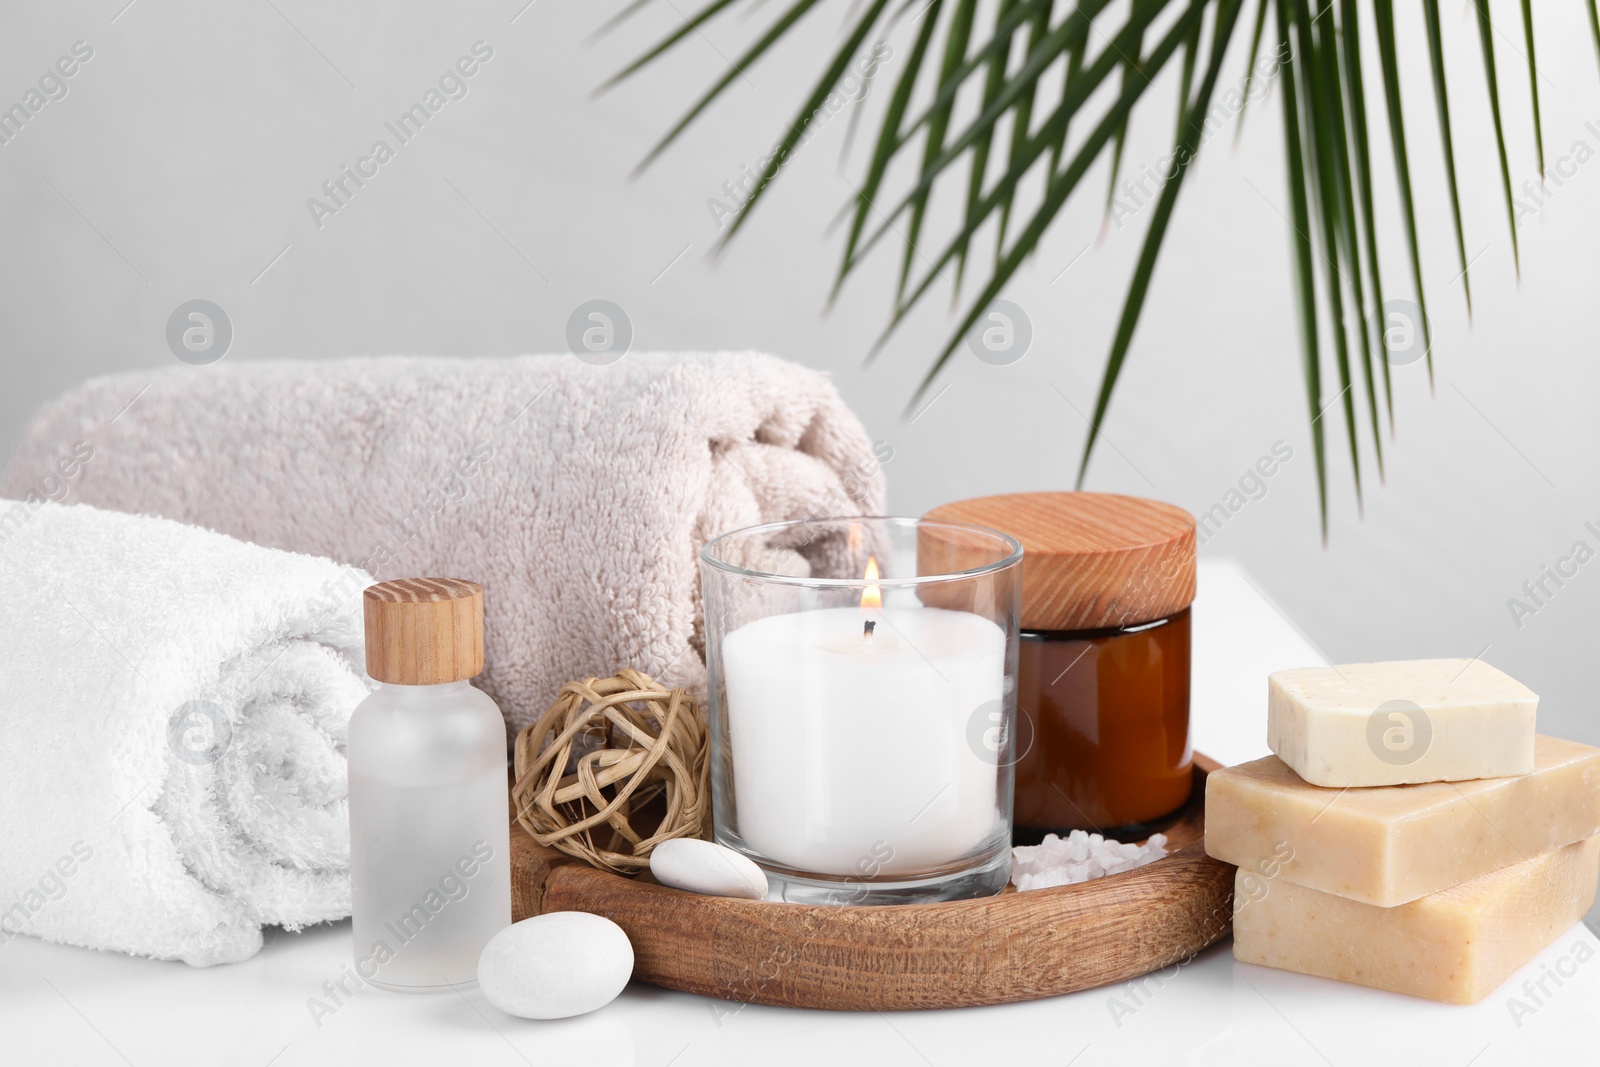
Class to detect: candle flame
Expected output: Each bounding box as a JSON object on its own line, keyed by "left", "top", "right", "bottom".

{"left": 859, "top": 555, "right": 882, "bottom": 611}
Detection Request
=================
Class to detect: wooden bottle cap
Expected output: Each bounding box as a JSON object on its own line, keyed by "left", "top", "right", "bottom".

{"left": 363, "top": 578, "right": 484, "bottom": 685}
{"left": 924, "top": 492, "right": 1195, "bottom": 631}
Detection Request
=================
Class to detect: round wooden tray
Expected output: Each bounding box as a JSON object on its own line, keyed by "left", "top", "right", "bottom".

{"left": 510, "top": 755, "right": 1235, "bottom": 1010}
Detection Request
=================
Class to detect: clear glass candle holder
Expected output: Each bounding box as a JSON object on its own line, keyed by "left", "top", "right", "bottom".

{"left": 699, "top": 516, "right": 1022, "bottom": 905}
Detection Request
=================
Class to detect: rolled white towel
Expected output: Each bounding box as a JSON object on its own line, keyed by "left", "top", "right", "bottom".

{"left": 0, "top": 500, "right": 371, "bottom": 965}
{"left": 3, "top": 353, "right": 887, "bottom": 732}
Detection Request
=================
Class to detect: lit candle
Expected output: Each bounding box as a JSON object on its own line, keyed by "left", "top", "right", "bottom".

{"left": 721, "top": 557, "right": 1007, "bottom": 876}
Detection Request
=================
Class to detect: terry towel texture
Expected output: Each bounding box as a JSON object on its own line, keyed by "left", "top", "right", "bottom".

{"left": 5, "top": 353, "right": 886, "bottom": 734}
{"left": 0, "top": 501, "right": 371, "bottom": 965}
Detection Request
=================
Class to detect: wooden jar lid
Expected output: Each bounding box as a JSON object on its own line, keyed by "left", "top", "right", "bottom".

{"left": 924, "top": 493, "right": 1195, "bottom": 631}
{"left": 363, "top": 578, "right": 485, "bottom": 685}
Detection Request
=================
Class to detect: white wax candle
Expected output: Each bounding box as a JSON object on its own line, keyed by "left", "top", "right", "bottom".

{"left": 721, "top": 605, "right": 1006, "bottom": 876}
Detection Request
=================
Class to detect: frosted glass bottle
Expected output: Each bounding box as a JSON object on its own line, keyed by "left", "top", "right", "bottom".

{"left": 348, "top": 578, "right": 510, "bottom": 992}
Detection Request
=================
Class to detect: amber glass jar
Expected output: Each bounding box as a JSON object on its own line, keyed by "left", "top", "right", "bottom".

{"left": 925, "top": 492, "right": 1196, "bottom": 841}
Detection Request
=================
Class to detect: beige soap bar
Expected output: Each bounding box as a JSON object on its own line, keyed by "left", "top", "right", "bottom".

{"left": 1206, "top": 735, "right": 1600, "bottom": 906}
{"left": 1268, "top": 659, "right": 1537, "bottom": 786}
{"left": 1233, "top": 835, "right": 1600, "bottom": 1003}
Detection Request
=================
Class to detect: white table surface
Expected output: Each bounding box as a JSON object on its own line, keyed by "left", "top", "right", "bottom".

{"left": 2, "top": 559, "right": 1595, "bottom": 1066}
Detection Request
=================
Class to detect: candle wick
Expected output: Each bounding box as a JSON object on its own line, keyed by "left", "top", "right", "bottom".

{"left": 863, "top": 619, "right": 876, "bottom": 639}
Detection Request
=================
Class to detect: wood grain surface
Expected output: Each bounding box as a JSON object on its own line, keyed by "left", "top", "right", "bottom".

{"left": 923, "top": 492, "right": 1196, "bottom": 630}
{"left": 362, "top": 577, "right": 484, "bottom": 685}
{"left": 510, "top": 755, "right": 1235, "bottom": 1010}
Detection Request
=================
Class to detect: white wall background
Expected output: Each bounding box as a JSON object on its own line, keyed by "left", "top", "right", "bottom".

{"left": 1, "top": 0, "right": 1597, "bottom": 761}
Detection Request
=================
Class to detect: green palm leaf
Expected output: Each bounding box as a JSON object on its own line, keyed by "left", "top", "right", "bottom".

{"left": 861, "top": 0, "right": 1176, "bottom": 328}
{"left": 1520, "top": 0, "right": 1543, "bottom": 175}
{"left": 1421, "top": 0, "right": 1474, "bottom": 315}
{"left": 834, "top": 0, "right": 942, "bottom": 301}
{"left": 957, "top": 0, "right": 1021, "bottom": 292}
{"left": 902, "top": 0, "right": 977, "bottom": 299}
{"left": 1339, "top": 0, "right": 1392, "bottom": 432}
{"left": 1590, "top": 1, "right": 1600, "bottom": 71}
{"left": 998, "top": 0, "right": 1056, "bottom": 251}
{"left": 1103, "top": 28, "right": 1145, "bottom": 222}
{"left": 1471, "top": 0, "right": 1521, "bottom": 276}
{"left": 1234, "top": 0, "right": 1272, "bottom": 147}
{"left": 1317, "top": 4, "right": 1383, "bottom": 479}
{"left": 881, "top": 0, "right": 1211, "bottom": 383}
{"left": 1079, "top": 0, "right": 1247, "bottom": 484}
{"left": 884, "top": 0, "right": 1052, "bottom": 151}
{"left": 846, "top": 0, "right": 1126, "bottom": 292}
{"left": 723, "top": 0, "right": 895, "bottom": 248}
{"left": 599, "top": 0, "right": 746, "bottom": 90}
{"left": 1372, "top": 0, "right": 1434, "bottom": 387}
{"left": 1293, "top": 0, "right": 1363, "bottom": 508}
{"left": 624, "top": 0, "right": 825, "bottom": 174}
{"left": 613, "top": 0, "right": 1600, "bottom": 531}
{"left": 892, "top": 0, "right": 1116, "bottom": 216}
{"left": 1175, "top": 9, "right": 1202, "bottom": 139}
{"left": 1273, "top": 0, "right": 1326, "bottom": 537}
{"left": 1049, "top": 10, "right": 1086, "bottom": 177}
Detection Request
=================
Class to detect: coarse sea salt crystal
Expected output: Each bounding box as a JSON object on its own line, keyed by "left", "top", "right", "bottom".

{"left": 1010, "top": 830, "right": 1168, "bottom": 891}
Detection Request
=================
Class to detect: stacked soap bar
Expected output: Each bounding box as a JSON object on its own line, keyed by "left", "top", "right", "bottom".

{"left": 1234, "top": 837, "right": 1600, "bottom": 1004}
{"left": 1267, "top": 659, "right": 1538, "bottom": 786}
{"left": 1210, "top": 735, "right": 1600, "bottom": 906}
{"left": 1207, "top": 659, "right": 1600, "bottom": 1003}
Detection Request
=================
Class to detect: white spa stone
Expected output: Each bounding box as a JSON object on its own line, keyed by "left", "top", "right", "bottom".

{"left": 477, "top": 912, "right": 633, "bottom": 1020}
{"left": 649, "top": 838, "right": 768, "bottom": 900}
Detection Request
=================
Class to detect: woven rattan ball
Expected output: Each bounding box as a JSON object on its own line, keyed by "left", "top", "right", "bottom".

{"left": 512, "top": 669, "right": 710, "bottom": 875}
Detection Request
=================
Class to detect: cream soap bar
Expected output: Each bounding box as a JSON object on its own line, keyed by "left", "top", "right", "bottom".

{"left": 1268, "top": 659, "right": 1537, "bottom": 786}
{"left": 1206, "top": 735, "right": 1600, "bottom": 906}
{"left": 1233, "top": 835, "right": 1600, "bottom": 1004}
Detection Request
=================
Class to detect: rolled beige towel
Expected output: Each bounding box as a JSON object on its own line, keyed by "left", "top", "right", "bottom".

{"left": 4, "top": 353, "right": 887, "bottom": 733}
